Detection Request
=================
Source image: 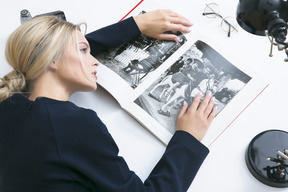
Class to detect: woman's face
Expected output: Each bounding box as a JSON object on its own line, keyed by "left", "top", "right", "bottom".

{"left": 56, "top": 30, "right": 99, "bottom": 94}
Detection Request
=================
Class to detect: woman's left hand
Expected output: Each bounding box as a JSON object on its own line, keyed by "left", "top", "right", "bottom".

{"left": 133, "top": 9, "right": 193, "bottom": 41}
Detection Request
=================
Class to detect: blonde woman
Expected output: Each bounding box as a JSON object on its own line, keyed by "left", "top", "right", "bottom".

{"left": 0, "top": 11, "right": 216, "bottom": 192}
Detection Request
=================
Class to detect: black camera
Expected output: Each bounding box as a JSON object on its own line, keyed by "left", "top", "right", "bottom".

{"left": 20, "top": 9, "right": 66, "bottom": 24}
{"left": 265, "top": 11, "right": 287, "bottom": 44}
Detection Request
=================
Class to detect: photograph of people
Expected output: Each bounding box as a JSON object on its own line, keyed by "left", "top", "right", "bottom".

{"left": 134, "top": 40, "right": 251, "bottom": 134}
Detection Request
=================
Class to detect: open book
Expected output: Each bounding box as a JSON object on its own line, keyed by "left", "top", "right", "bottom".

{"left": 95, "top": 1, "right": 269, "bottom": 146}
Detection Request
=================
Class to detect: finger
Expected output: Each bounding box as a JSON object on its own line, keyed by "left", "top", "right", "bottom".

{"left": 197, "top": 92, "right": 211, "bottom": 113}
{"left": 166, "top": 11, "right": 193, "bottom": 26}
{"left": 169, "top": 16, "right": 193, "bottom": 27}
{"left": 177, "top": 100, "right": 188, "bottom": 118}
{"left": 172, "top": 23, "right": 192, "bottom": 33}
{"left": 156, "top": 33, "right": 177, "bottom": 41}
{"left": 189, "top": 93, "right": 202, "bottom": 112}
{"left": 156, "top": 33, "right": 183, "bottom": 41}
{"left": 204, "top": 96, "right": 215, "bottom": 117}
{"left": 207, "top": 106, "right": 217, "bottom": 122}
{"left": 163, "top": 23, "right": 191, "bottom": 34}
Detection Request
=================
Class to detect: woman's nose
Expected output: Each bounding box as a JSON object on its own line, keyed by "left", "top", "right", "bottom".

{"left": 91, "top": 55, "right": 100, "bottom": 66}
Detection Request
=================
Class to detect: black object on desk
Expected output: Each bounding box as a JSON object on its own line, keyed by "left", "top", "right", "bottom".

{"left": 236, "top": 0, "right": 288, "bottom": 62}
{"left": 245, "top": 129, "right": 288, "bottom": 188}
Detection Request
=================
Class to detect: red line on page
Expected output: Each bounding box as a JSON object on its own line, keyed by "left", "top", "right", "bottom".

{"left": 208, "top": 83, "right": 270, "bottom": 147}
{"left": 119, "top": 0, "right": 144, "bottom": 22}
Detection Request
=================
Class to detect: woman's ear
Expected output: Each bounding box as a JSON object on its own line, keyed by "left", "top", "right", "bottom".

{"left": 48, "top": 61, "right": 58, "bottom": 72}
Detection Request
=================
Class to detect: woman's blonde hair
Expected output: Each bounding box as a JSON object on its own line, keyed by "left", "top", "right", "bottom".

{"left": 0, "top": 16, "right": 85, "bottom": 101}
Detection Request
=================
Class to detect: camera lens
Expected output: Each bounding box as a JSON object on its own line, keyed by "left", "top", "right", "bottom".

{"left": 20, "top": 10, "right": 29, "bottom": 17}
{"left": 265, "top": 11, "right": 287, "bottom": 44}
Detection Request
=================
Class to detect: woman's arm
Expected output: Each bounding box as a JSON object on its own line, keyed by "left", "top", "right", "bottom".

{"left": 59, "top": 110, "right": 210, "bottom": 192}
{"left": 59, "top": 92, "right": 215, "bottom": 191}
{"left": 85, "top": 10, "right": 192, "bottom": 55}
{"left": 86, "top": 17, "right": 140, "bottom": 56}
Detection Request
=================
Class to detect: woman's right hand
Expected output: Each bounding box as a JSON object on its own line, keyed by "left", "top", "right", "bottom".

{"left": 176, "top": 92, "right": 217, "bottom": 141}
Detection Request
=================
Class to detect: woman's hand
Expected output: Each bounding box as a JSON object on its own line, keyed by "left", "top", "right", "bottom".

{"left": 133, "top": 9, "right": 193, "bottom": 41}
{"left": 176, "top": 92, "right": 217, "bottom": 141}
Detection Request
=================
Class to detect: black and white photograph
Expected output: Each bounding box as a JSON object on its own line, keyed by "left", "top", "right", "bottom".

{"left": 96, "top": 11, "right": 187, "bottom": 88}
{"left": 134, "top": 40, "right": 252, "bottom": 134}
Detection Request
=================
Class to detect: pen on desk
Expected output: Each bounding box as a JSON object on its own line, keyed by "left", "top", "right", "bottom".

{"left": 277, "top": 150, "right": 288, "bottom": 160}
{"left": 267, "top": 157, "right": 283, "bottom": 164}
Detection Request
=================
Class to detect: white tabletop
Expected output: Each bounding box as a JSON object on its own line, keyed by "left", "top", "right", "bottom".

{"left": 1, "top": 0, "right": 288, "bottom": 191}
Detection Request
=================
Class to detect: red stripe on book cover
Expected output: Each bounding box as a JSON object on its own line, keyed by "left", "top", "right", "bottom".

{"left": 119, "top": 0, "right": 144, "bottom": 22}
{"left": 208, "top": 83, "right": 270, "bottom": 147}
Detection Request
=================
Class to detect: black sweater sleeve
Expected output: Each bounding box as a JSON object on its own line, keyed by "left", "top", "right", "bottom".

{"left": 57, "top": 108, "right": 209, "bottom": 192}
{"left": 85, "top": 17, "right": 141, "bottom": 56}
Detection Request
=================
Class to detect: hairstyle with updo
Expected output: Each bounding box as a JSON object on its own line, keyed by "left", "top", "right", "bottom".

{"left": 0, "top": 16, "right": 86, "bottom": 102}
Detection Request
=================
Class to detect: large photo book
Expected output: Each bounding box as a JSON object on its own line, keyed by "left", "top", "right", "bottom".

{"left": 95, "top": 1, "right": 269, "bottom": 146}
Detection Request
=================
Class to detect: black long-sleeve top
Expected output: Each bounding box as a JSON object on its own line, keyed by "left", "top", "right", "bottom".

{"left": 0, "top": 17, "right": 209, "bottom": 192}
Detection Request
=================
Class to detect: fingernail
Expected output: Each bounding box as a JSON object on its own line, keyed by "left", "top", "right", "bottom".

{"left": 206, "top": 91, "right": 212, "bottom": 96}
{"left": 183, "top": 101, "right": 187, "bottom": 106}
{"left": 184, "top": 27, "right": 191, "bottom": 33}
{"left": 186, "top": 19, "right": 193, "bottom": 26}
{"left": 174, "top": 36, "right": 180, "bottom": 42}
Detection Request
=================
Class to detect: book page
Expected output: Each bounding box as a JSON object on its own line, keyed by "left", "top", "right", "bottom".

{"left": 95, "top": 0, "right": 181, "bottom": 105}
{"left": 95, "top": 0, "right": 269, "bottom": 146}
{"left": 96, "top": 27, "right": 188, "bottom": 105}
{"left": 117, "top": 34, "right": 268, "bottom": 146}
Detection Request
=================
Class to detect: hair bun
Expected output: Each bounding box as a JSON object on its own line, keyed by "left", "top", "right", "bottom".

{"left": 0, "top": 69, "right": 26, "bottom": 101}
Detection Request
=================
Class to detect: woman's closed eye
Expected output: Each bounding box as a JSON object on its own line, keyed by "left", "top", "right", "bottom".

{"left": 78, "top": 42, "right": 90, "bottom": 54}
{"left": 80, "top": 47, "right": 88, "bottom": 53}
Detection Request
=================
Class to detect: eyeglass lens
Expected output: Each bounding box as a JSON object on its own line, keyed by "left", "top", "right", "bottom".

{"left": 203, "top": 3, "right": 220, "bottom": 18}
{"left": 203, "top": 3, "right": 238, "bottom": 37}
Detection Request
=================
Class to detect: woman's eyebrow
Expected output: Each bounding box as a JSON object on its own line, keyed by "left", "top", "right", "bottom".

{"left": 78, "top": 42, "right": 90, "bottom": 48}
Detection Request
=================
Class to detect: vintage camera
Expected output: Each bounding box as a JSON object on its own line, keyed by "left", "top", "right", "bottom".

{"left": 265, "top": 10, "right": 287, "bottom": 44}
{"left": 20, "top": 9, "right": 66, "bottom": 24}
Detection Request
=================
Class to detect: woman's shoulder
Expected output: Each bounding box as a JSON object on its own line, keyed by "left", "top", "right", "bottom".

{"left": 38, "top": 96, "right": 98, "bottom": 121}
{"left": 2, "top": 93, "right": 99, "bottom": 123}
{"left": 38, "top": 95, "right": 110, "bottom": 138}
{"left": 1, "top": 94, "right": 92, "bottom": 111}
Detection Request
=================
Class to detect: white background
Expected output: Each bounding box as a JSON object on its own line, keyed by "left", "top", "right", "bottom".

{"left": 1, "top": 0, "right": 288, "bottom": 191}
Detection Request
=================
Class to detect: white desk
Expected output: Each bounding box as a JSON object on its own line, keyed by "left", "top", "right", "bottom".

{"left": 1, "top": 0, "right": 288, "bottom": 191}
